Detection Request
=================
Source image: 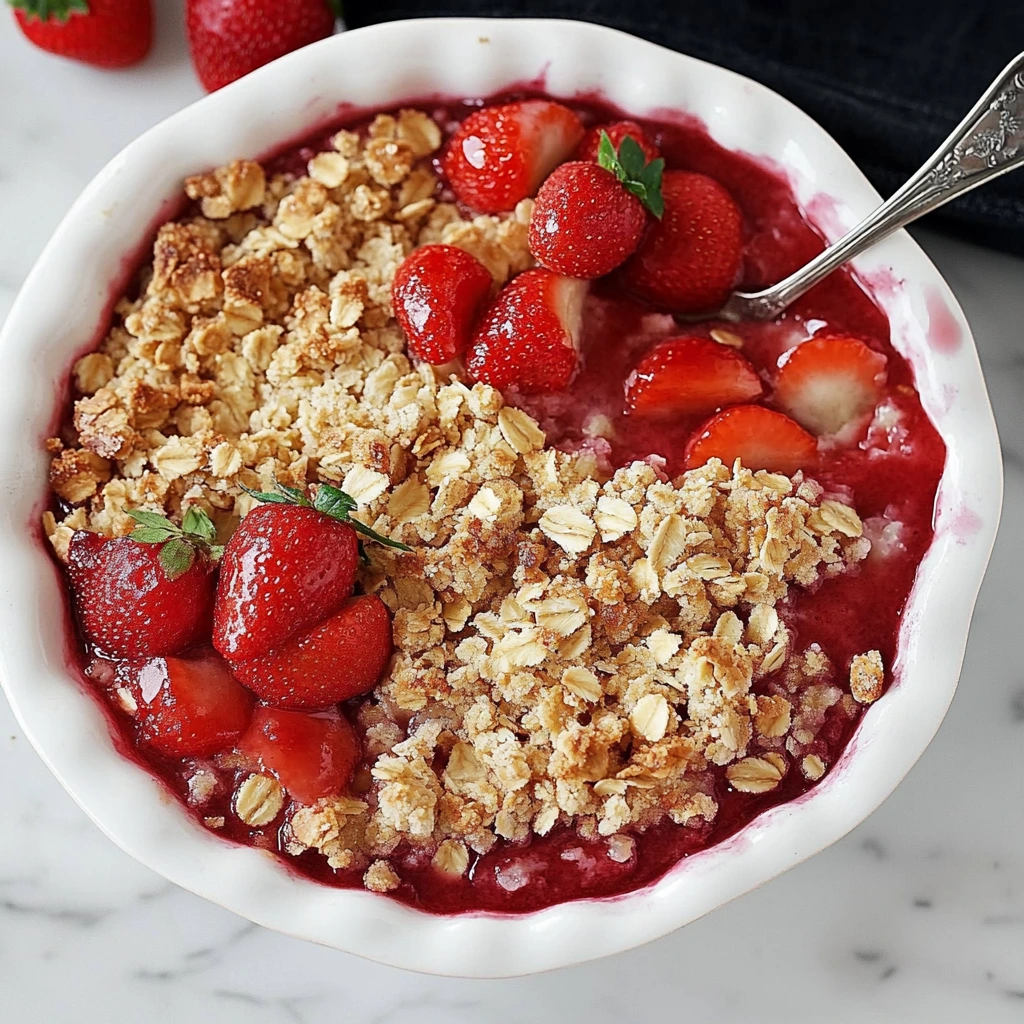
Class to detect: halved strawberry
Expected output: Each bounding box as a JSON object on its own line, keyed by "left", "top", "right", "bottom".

{"left": 392, "top": 244, "right": 493, "bottom": 364}
{"left": 622, "top": 170, "right": 744, "bottom": 313}
{"left": 577, "top": 120, "right": 659, "bottom": 164}
{"left": 466, "top": 268, "right": 587, "bottom": 393}
{"left": 442, "top": 100, "right": 584, "bottom": 214}
{"left": 67, "top": 531, "right": 216, "bottom": 659}
{"left": 529, "top": 161, "right": 647, "bottom": 278}
{"left": 684, "top": 404, "right": 818, "bottom": 475}
{"left": 774, "top": 336, "right": 888, "bottom": 435}
{"left": 232, "top": 595, "right": 392, "bottom": 709}
{"left": 128, "top": 648, "right": 253, "bottom": 758}
{"left": 625, "top": 336, "right": 763, "bottom": 419}
{"left": 238, "top": 706, "right": 360, "bottom": 804}
{"left": 213, "top": 503, "right": 360, "bottom": 662}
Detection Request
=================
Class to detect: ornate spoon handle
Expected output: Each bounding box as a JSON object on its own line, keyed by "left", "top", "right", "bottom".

{"left": 723, "top": 51, "right": 1024, "bottom": 322}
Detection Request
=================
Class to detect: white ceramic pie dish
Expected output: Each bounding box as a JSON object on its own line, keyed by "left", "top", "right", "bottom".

{"left": 0, "top": 18, "right": 1002, "bottom": 977}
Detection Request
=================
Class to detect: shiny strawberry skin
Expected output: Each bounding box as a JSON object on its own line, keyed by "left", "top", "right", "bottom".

{"left": 625, "top": 336, "right": 763, "bottom": 419}
{"left": 232, "top": 595, "right": 392, "bottom": 709}
{"left": 238, "top": 706, "right": 359, "bottom": 803}
{"left": 622, "top": 170, "right": 744, "bottom": 313}
{"left": 774, "top": 336, "right": 888, "bottom": 435}
{"left": 13, "top": 0, "right": 152, "bottom": 69}
{"left": 212, "top": 504, "right": 359, "bottom": 662}
{"left": 185, "top": 0, "right": 337, "bottom": 92}
{"left": 577, "top": 120, "right": 659, "bottom": 163}
{"left": 466, "top": 268, "right": 587, "bottom": 393}
{"left": 392, "top": 244, "right": 493, "bottom": 364}
{"left": 442, "top": 100, "right": 584, "bottom": 214}
{"left": 529, "top": 162, "right": 647, "bottom": 279}
{"left": 684, "top": 404, "right": 818, "bottom": 475}
{"left": 67, "top": 532, "right": 215, "bottom": 660}
{"left": 128, "top": 648, "right": 253, "bottom": 758}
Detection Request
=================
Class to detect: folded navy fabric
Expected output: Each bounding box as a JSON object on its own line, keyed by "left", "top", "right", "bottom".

{"left": 342, "top": 0, "right": 1024, "bottom": 254}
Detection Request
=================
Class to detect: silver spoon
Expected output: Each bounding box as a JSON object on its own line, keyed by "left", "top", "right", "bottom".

{"left": 720, "top": 51, "right": 1024, "bottom": 322}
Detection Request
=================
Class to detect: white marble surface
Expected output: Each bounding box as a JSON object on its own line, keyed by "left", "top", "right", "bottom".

{"left": 2, "top": 5, "right": 1023, "bottom": 1019}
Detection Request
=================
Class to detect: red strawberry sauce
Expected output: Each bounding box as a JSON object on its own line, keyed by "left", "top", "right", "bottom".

{"left": 61, "top": 94, "right": 945, "bottom": 915}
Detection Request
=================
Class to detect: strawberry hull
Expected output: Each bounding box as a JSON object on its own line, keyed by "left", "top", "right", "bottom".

{"left": 54, "top": 90, "right": 945, "bottom": 917}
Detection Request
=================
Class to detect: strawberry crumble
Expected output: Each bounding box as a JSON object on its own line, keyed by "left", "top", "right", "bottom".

{"left": 42, "top": 94, "right": 945, "bottom": 914}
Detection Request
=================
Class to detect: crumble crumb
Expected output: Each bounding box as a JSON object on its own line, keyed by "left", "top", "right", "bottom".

{"left": 850, "top": 649, "right": 885, "bottom": 703}
{"left": 364, "top": 859, "right": 402, "bottom": 893}
{"left": 46, "top": 110, "right": 877, "bottom": 895}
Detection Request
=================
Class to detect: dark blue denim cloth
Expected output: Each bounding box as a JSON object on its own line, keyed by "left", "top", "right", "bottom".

{"left": 343, "top": 1, "right": 1024, "bottom": 254}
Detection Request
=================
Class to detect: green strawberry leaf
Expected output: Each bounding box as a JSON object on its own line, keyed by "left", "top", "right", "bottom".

{"left": 127, "top": 504, "right": 221, "bottom": 580}
{"left": 347, "top": 516, "right": 412, "bottom": 552}
{"left": 240, "top": 485, "right": 291, "bottom": 504}
{"left": 182, "top": 506, "right": 217, "bottom": 544}
{"left": 314, "top": 483, "right": 358, "bottom": 520}
{"left": 159, "top": 538, "right": 196, "bottom": 581}
{"left": 128, "top": 526, "right": 176, "bottom": 545}
{"left": 617, "top": 135, "right": 647, "bottom": 180}
{"left": 596, "top": 130, "right": 665, "bottom": 219}
{"left": 7, "top": 1, "right": 90, "bottom": 23}
{"left": 127, "top": 508, "right": 178, "bottom": 532}
{"left": 274, "top": 480, "right": 310, "bottom": 505}
{"left": 597, "top": 131, "right": 618, "bottom": 170}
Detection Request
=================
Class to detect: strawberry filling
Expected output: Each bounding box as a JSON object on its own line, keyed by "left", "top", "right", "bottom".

{"left": 56, "top": 92, "right": 946, "bottom": 917}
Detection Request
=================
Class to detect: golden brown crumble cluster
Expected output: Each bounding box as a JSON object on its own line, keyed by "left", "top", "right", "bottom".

{"left": 44, "top": 109, "right": 885, "bottom": 889}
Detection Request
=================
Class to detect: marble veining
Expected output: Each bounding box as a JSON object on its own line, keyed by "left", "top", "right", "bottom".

{"left": 1, "top": 3, "right": 1022, "bottom": 1019}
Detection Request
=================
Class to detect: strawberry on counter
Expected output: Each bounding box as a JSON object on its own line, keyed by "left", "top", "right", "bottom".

{"left": 186, "top": 0, "right": 339, "bottom": 92}
{"left": 8, "top": 0, "right": 152, "bottom": 68}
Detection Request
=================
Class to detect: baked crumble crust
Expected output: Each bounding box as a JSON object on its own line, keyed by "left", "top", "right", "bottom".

{"left": 45, "top": 108, "right": 885, "bottom": 890}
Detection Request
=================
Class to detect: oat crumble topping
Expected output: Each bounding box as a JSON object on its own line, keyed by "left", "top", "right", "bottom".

{"left": 45, "top": 109, "right": 885, "bottom": 891}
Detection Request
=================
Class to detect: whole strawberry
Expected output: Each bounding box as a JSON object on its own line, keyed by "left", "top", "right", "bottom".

{"left": 9, "top": 0, "right": 152, "bottom": 69}
{"left": 622, "top": 170, "right": 744, "bottom": 314}
{"left": 186, "top": 0, "right": 339, "bottom": 93}
{"left": 212, "top": 481, "right": 408, "bottom": 662}
{"left": 67, "top": 507, "right": 220, "bottom": 659}
{"left": 529, "top": 134, "right": 664, "bottom": 279}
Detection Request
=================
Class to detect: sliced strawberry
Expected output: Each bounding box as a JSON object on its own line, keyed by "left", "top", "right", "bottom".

{"left": 466, "top": 269, "right": 587, "bottom": 393}
{"left": 442, "top": 100, "right": 584, "bottom": 214}
{"left": 774, "top": 336, "right": 888, "bottom": 435}
{"left": 625, "top": 336, "right": 763, "bottom": 419}
{"left": 529, "top": 161, "right": 647, "bottom": 279}
{"left": 67, "top": 532, "right": 215, "bottom": 659}
{"left": 577, "top": 120, "right": 659, "bottom": 164}
{"left": 392, "top": 244, "right": 493, "bottom": 364}
{"left": 238, "top": 706, "right": 360, "bottom": 804}
{"left": 213, "top": 504, "right": 359, "bottom": 662}
{"left": 622, "top": 170, "right": 744, "bottom": 313}
{"left": 128, "top": 648, "right": 253, "bottom": 758}
{"left": 232, "top": 595, "right": 392, "bottom": 709}
{"left": 684, "top": 404, "right": 818, "bottom": 475}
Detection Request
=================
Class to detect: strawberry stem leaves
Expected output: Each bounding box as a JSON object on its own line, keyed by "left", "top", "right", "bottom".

{"left": 7, "top": 0, "right": 90, "bottom": 22}
{"left": 597, "top": 131, "right": 665, "bottom": 219}
{"left": 126, "top": 506, "right": 223, "bottom": 581}
{"left": 241, "top": 481, "right": 412, "bottom": 553}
